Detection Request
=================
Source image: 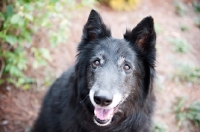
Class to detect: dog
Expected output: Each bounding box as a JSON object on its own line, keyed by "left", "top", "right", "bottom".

{"left": 32, "top": 9, "right": 156, "bottom": 132}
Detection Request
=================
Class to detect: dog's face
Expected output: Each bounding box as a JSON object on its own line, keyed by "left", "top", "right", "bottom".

{"left": 87, "top": 39, "right": 137, "bottom": 126}
{"left": 76, "top": 10, "right": 156, "bottom": 127}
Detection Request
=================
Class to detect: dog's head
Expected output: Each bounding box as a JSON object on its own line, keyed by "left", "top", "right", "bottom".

{"left": 76, "top": 9, "right": 156, "bottom": 127}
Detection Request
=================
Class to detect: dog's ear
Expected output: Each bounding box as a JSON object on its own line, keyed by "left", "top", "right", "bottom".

{"left": 82, "top": 9, "right": 111, "bottom": 41}
{"left": 124, "top": 17, "right": 156, "bottom": 98}
{"left": 124, "top": 16, "right": 156, "bottom": 53}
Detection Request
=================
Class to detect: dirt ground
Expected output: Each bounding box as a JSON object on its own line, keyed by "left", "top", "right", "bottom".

{"left": 0, "top": 0, "right": 200, "bottom": 132}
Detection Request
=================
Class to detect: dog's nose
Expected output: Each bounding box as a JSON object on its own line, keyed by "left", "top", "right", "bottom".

{"left": 94, "top": 92, "right": 113, "bottom": 106}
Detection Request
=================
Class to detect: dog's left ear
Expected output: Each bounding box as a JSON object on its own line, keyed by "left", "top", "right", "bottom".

{"left": 124, "top": 17, "right": 156, "bottom": 98}
{"left": 82, "top": 9, "right": 111, "bottom": 42}
{"left": 124, "top": 16, "right": 156, "bottom": 53}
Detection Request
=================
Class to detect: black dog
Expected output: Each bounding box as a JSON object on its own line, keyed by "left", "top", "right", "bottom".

{"left": 32, "top": 9, "right": 156, "bottom": 132}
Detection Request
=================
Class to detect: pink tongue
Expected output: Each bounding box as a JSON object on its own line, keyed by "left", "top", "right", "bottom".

{"left": 94, "top": 108, "right": 114, "bottom": 120}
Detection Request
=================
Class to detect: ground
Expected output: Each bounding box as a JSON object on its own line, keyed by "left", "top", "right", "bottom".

{"left": 0, "top": 0, "right": 200, "bottom": 132}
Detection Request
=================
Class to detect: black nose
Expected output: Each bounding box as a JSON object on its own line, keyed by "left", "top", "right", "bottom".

{"left": 94, "top": 92, "right": 113, "bottom": 106}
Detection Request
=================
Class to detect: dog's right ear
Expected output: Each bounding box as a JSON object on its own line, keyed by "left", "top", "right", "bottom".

{"left": 124, "top": 16, "right": 156, "bottom": 53}
{"left": 82, "top": 9, "right": 111, "bottom": 42}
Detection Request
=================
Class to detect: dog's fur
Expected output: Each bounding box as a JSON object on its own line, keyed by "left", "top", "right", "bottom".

{"left": 32, "top": 9, "right": 156, "bottom": 132}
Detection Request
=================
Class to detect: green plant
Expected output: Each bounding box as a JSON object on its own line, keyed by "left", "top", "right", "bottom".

{"left": 174, "top": 97, "right": 200, "bottom": 129}
{"left": 174, "top": 0, "right": 187, "bottom": 16}
{"left": 167, "top": 37, "right": 190, "bottom": 53}
{"left": 152, "top": 120, "right": 167, "bottom": 132}
{"left": 192, "top": 1, "right": 200, "bottom": 28}
{"left": 193, "top": 1, "right": 200, "bottom": 13}
{"left": 0, "top": 0, "right": 95, "bottom": 89}
{"left": 194, "top": 17, "right": 200, "bottom": 28}
{"left": 173, "top": 62, "right": 200, "bottom": 84}
{"left": 180, "top": 25, "right": 188, "bottom": 31}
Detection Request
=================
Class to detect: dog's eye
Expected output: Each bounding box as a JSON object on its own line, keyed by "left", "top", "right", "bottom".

{"left": 123, "top": 64, "right": 131, "bottom": 71}
{"left": 93, "top": 60, "right": 100, "bottom": 68}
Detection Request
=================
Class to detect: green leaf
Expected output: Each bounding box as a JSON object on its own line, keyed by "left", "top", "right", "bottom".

{"left": 180, "top": 25, "right": 188, "bottom": 31}
{"left": 18, "top": 77, "right": 25, "bottom": 85}
{"left": 6, "top": 5, "right": 13, "bottom": 18}
{"left": 18, "top": 19, "right": 25, "bottom": 27}
{"left": 23, "top": 31, "right": 32, "bottom": 42}
{"left": 10, "top": 14, "right": 22, "bottom": 24}
{"left": 4, "top": 64, "right": 11, "bottom": 73}
{"left": 0, "top": 12, "right": 5, "bottom": 21}
{"left": 0, "top": 32, "right": 6, "bottom": 40}
{"left": 17, "top": 62, "right": 27, "bottom": 70}
{"left": 193, "top": 1, "right": 200, "bottom": 13}
{"left": 24, "top": 13, "right": 33, "bottom": 21}
{"left": 5, "top": 35, "right": 18, "bottom": 45}
{"left": 0, "top": 80, "right": 4, "bottom": 85}
{"left": 38, "top": 59, "right": 47, "bottom": 66}
{"left": 41, "top": 19, "right": 50, "bottom": 27}
{"left": 23, "top": 84, "right": 30, "bottom": 90}
{"left": 40, "top": 48, "right": 51, "bottom": 61}
{"left": 33, "top": 61, "right": 39, "bottom": 69}
{"left": 50, "top": 0, "right": 59, "bottom": 4}
{"left": 7, "top": 78, "right": 16, "bottom": 84}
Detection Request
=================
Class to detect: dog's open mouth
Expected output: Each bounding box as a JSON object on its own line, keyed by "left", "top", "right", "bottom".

{"left": 93, "top": 107, "right": 115, "bottom": 126}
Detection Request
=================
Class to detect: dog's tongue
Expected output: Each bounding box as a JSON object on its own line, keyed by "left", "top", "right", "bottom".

{"left": 94, "top": 108, "right": 114, "bottom": 120}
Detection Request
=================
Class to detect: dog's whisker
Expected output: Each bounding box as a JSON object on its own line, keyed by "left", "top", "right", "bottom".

{"left": 80, "top": 94, "right": 89, "bottom": 104}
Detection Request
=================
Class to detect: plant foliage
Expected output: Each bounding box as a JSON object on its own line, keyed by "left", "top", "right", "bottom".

{"left": 0, "top": 0, "right": 95, "bottom": 89}
{"left": 152, "top": 120, "right": 167, "bottom": 132}
{"left": 168, "top": 37, "right": 190, "bottom": 53}
{"left": 174, "top": 97, "right": 200, "bottom": 129}
{"left": 173, "top": 62, "right": 200, "bottom": 84}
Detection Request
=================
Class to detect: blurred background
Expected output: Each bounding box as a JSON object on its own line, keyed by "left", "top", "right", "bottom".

{"left": 0, "top": 0, "right": 200, "bottom": 132}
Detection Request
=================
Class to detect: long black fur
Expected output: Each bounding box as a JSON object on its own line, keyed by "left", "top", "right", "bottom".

{"left": 32, "top": 9, "right": 156, "bottom": 132}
